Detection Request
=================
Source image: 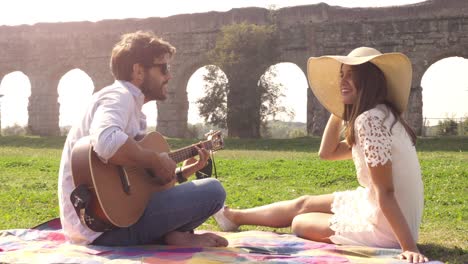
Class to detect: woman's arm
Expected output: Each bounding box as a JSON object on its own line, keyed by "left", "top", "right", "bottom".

{"left": 318, "top": 114, "right": 352, "bottom": 160}
{"left": 369, "top": 164, "right": 428, "bottom": 263}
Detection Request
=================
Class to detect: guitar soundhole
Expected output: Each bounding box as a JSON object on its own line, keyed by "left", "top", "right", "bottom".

{"left": 145, "top": 168, "right": 155, "bottom": 178}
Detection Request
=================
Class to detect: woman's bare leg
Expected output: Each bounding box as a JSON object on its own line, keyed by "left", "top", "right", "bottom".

{"left": 224, "top": 194, "right": 334, "bottom": 228}
{"left": 291, "top": 212, "right": 334, "bottom": 243}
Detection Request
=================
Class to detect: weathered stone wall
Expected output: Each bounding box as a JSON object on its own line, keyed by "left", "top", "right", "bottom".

{"left": 0, "top": 0, "right": 467, "bottom": 136}
{"left": 296, "top": 12, "right": 468, "bottom": 134}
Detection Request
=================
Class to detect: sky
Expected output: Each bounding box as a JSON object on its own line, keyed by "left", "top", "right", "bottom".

{"left": 0, "top": 0, "right": 467, "bottom": 128}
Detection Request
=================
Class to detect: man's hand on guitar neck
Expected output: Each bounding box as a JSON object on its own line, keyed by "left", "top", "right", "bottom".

{"left": 193, "top": 144, "right": 211, "bottom": 171}
{"left": 177, "top": 144, "right": 211, "bottom": 181}
{"left": 153, "top": 143, "right": 210, "bottom": 185}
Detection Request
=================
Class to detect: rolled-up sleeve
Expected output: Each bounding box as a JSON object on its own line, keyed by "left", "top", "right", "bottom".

{"left": 89, "top": 91, "right": 132, "bottom": 163}
{"left": 92, "top": 127, "right": 128, "bottom": 163}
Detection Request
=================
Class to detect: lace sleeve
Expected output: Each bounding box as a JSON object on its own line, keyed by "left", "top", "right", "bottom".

{"left": 355, "top": 110, "right": 392, "bottom": 167}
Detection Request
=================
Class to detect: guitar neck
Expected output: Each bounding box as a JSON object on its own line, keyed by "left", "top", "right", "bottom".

{"left": 168, "top": 140, "right": 213, "bottom": 163}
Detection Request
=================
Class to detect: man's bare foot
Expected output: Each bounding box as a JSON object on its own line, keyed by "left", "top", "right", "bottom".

{"left": 164, "top": 231, "right": 228, "bottom": 247}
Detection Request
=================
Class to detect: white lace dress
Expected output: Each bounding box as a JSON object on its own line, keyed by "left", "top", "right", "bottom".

{"left": 329, "top": 104, "right": 424, "bottom": 248}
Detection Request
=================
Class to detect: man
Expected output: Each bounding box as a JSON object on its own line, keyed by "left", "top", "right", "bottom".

{"left": 58, "top": 31, "right": 228, "bottom": 247}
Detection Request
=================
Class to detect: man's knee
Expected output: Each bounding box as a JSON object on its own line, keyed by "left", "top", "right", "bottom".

{"left": 199, "top": 178, "right": 226, "bottom": 202}
{"left": 194, "top": 178, "right": 225, "bottom": 214}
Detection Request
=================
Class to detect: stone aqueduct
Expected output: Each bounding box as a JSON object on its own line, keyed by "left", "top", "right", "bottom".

{"left": 0, "top": 0, "right": 467, "bottom": 137}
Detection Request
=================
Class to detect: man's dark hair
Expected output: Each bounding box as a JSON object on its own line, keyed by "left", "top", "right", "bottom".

{"left": 110, "top": 31, "right": 176, "bottom": 81}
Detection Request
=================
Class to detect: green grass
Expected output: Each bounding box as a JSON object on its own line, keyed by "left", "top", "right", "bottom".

{"left": 0, "top": 136, "right": 466, "bottom": 263}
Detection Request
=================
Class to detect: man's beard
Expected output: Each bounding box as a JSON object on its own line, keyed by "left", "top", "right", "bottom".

{"left": 141, "top": 77, "right": 167, "bottom": 101}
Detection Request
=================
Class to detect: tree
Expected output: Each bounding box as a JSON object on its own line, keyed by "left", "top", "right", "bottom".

{"left": 437, "top": 119, "right": 458, "bottom": 136}
{"left": 462, "top": 116, "right": 468, "bottom": 136}
{"left": 198, "top": 22, "right": 286, "bottom": 138}
{"left": 258, "top": 69, "right": 294, "bottom": 134}
{"left": 197, "top": 65, "right": 228, "bottom": 129}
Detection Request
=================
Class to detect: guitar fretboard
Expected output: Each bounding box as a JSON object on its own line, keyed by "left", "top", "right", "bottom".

{"left": 168, "top": 140, "right": 214, "bottom": 163}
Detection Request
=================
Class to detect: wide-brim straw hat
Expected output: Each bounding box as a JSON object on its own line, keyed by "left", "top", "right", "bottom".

{"left": 307, "top": 47, "right": 412, "bottom": 118}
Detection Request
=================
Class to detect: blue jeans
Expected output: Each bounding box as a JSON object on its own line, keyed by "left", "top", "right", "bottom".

{"left": 92, "top": 178, "right": 225, "bottom": 246}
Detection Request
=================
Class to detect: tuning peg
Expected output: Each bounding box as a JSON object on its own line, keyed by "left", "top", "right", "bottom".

{"left": 204, "top": 130, "right": 215, "bottom": 137}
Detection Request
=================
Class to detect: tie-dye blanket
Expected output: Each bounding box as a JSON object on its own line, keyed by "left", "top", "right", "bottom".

{"left": 0, "top": 218, "right": 441, "bottom": 263}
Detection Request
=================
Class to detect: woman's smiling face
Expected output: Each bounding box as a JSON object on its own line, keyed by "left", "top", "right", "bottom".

{"left": 340, "top": 64, "right": 358, "bottom": 105}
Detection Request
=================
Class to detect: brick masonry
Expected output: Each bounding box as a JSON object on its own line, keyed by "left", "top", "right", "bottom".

{"left": 0, "top": 0, "right": 467, "bottom": 136}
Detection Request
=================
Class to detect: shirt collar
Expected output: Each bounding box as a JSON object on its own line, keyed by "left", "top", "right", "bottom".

{"left": 115, "top": 80, "right": 145, "bottom": 106}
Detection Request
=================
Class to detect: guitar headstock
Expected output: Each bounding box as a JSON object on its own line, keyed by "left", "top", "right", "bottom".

{"left": 205, "top": 130, "right": 224, "bottom": 152}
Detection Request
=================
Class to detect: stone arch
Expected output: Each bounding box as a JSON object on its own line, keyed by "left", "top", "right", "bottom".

{"left": 262, "top": 62, "right": 308, "bottom": 123}
{"left": 423, "top": 47, "right": 468, "bottom": 79}
{"left": 26, "top": 57, "right": 113, "bottom": 136}
{"left": 79, "top": 58, "right": 115, "bottom": 93}
{"left": 27, "top": 63, "right": 73, "bottom": 136}
{"left": 406, "top": 45, "right": 468, "bottom": 135}
{"left": 57, "top": 69, "right": 94, "bottom": 131}
{"left": 256, "top": 62, "right": 308, "bottom": 138}
{"left": 186, "top": 64, "right": 228, "bottom": 125}
{"left": 0, "top": 71, "right": 31, "bottom": 133}
{"left": 156, "top": 54, "right": 224, "bottom": 137}
{"left": 142, "top": 101, "right": 158, "bottom": 129}
{"left": 0, "top": 0, "right": 466, "bottom": 137}
{"left": 414, "top": 45, "right": 468, "bottom": 85}
{"left": 420, "top": 48, "right": 468, "bottom": 128}
{"left": 422, "top": 56, "right": 468, "bottom": 117}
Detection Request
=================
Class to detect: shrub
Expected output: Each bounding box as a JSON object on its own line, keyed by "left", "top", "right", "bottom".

{"left": 1, "top": 124, "right": 30, "bottom": 136}
{"left": 437, "top": 119, "right": 458, "bottom": 136}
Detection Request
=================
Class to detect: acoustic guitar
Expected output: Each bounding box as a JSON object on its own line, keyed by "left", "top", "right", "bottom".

{"left": 71, "top": 130, "right": 224, "bottom": 229}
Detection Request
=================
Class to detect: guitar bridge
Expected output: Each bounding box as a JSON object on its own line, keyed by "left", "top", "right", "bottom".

{"left": 119, "top": 167, "right": 131, "bottom": 194}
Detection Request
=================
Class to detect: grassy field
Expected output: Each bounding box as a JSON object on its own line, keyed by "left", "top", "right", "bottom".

{"left": 0, "top": 136, "right": 466, "bottom": 263}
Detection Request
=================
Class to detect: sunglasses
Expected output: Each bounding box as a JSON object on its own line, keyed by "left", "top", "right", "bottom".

{"left": 151, "top": 63, "right": 170, "bottom": 75}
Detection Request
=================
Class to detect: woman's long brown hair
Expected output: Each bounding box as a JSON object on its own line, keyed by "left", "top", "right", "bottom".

{"left": 342, "top": 62, "right": 417, "bottom": 146}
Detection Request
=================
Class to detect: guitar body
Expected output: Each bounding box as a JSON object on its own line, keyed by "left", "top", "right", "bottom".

{"left": 71, "top": 131, "right": 171, "bottom": 228}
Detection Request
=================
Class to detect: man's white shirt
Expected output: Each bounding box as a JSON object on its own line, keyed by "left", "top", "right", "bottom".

{"left": 58, "top": 80, "right": 147, "bottom": 244}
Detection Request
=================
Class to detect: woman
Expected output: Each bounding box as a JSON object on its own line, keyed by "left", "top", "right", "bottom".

{"left": 214, "top": 47, "right": 428, "bottom": 263}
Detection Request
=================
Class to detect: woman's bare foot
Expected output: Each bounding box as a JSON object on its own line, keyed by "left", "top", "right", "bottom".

{"left": 223, "top": 207, "right": 236, "bottom": 221}
{"left": 164, "top": 231, "right": 228, "bottom": 247}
